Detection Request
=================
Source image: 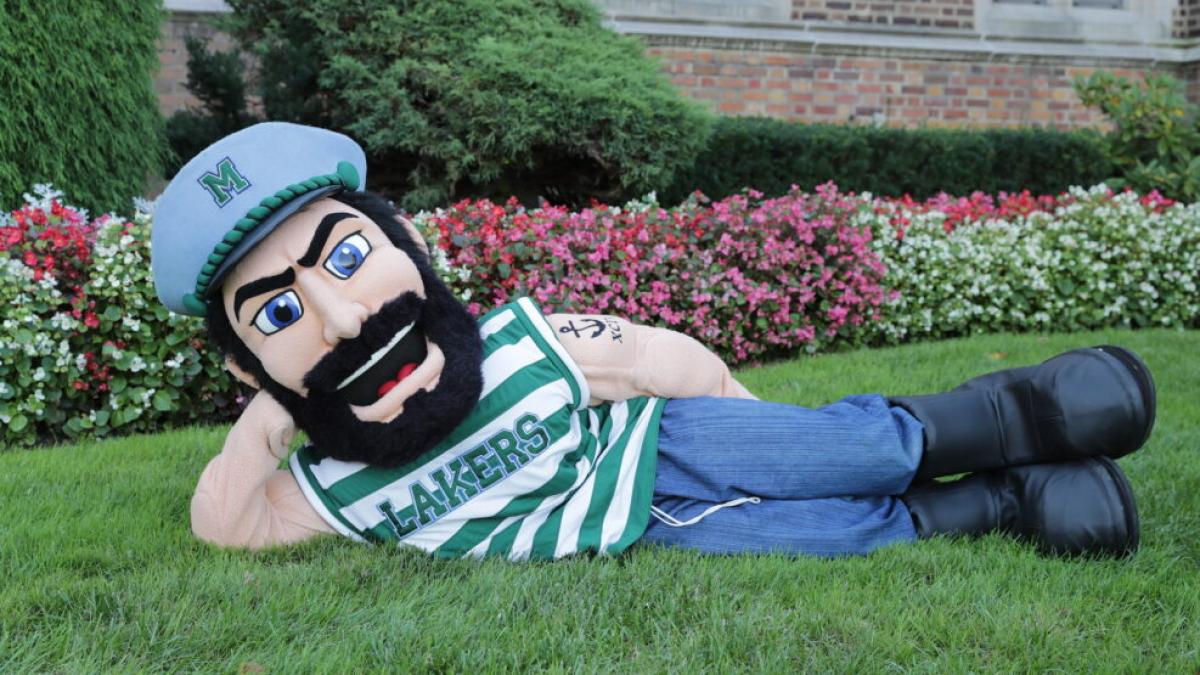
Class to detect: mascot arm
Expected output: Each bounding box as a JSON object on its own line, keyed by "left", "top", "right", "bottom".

{"left": 546, "top": 313, "right": 756, "bottom": 403}
{"left": 191, "top": 392, "right": 334, "bottom": 549}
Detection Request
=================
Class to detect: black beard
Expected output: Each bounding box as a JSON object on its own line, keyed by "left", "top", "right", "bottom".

{"left": 257, "top": 268, "right": 484, "bottom": 468}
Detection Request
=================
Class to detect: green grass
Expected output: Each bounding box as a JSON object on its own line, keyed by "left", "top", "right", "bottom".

{"left": 2, "top": 329, "right": 1198, "bottom": 672}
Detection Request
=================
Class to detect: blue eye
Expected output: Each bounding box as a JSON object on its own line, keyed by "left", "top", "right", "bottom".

{"left": 324, "top": 232, "right": 372, "bottom": 279}
{"left": 253, "top": 290, "right": 303, "bottom": 335}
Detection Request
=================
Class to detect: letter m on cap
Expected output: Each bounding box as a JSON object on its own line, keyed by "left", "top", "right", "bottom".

{"left": 198, "top": 157, "right": 251, "bottom": 207}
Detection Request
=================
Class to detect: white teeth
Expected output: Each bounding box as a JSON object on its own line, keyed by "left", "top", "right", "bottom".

{"left": 336, "top": 323, "right": 414, "bottom": 391}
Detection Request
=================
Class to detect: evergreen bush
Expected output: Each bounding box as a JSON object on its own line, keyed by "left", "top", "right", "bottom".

{"left": 0, "top": 2, "right": 164, "bottom": 214}
{"left": 207, "top": 0, "right": 711, "bottom": 210}
{"left": 165, "top": 37, "right": 257, "bottom": 177}
{"left": 662, "top": 117, "right": 1113, "bottom": 202}
{"left": 1074, "top": 71, "right": 1200, "bottom": 202}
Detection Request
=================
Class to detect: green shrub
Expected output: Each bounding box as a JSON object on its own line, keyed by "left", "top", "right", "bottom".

{"left": 165, "top": 37, "right": 257, "bottom": 177}
{"left": 662, "top": 117, "right": 1112, "bottom": 202}
{"left": 0, "top": 2, "right": 164, "bottom": 214}
{"left": 1074, "top": 71, "right": 1200, "bottom": 202}
{"left": 199, "top": 0, "right": 711, "bottom": 210}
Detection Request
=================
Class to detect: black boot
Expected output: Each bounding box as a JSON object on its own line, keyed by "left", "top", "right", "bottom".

{"left": 901, "top": 457, "right": 1140, "bottom": 557}
{"left": 892, "top": 345, "right": 1156, "bottom": 482}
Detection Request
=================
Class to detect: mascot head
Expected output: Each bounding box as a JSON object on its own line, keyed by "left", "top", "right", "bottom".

{"left": 152, "top": 123, "right": 483, "bottom": 467}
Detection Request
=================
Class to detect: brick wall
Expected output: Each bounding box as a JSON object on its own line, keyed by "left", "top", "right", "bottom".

{"left": 650, "top": 47, "right": 1153, "bottom": 128}
{"left": 791, "top": 0, "right": 974, "bottom": 29}
{"left": 156, "top": 13, "right": 238, "bottom": 116}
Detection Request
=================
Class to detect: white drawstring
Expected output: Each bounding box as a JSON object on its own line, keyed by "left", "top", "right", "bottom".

{"left": 649, "top": 496, "right": 762, "bottom": 528}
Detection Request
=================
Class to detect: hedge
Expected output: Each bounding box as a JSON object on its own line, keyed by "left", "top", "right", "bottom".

{"left": 662, "top": 117, "right": 1114, "bottom": 203}
{"left": 0, "top": 2, "right": 164, "bottom": 214}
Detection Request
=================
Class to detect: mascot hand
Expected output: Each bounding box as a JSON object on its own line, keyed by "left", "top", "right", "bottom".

{"left": 244, "top": 391, "right": 296, "bottom": 460}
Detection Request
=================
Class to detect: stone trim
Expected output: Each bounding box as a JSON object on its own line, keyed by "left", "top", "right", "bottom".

{"left": 163, "top": 0, "right": 230, "bottom": 12}
{"left": 605, "top": 15, "right": 1200, "bottom": 64}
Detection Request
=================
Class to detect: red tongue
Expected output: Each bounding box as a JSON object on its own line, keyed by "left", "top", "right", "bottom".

{"left": 376, "top": 362, "right": 420, "bottom": 399}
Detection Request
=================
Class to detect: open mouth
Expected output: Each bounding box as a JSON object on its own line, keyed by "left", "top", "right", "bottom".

{"left": 336, "top": 322, "right": 429, "bottom": 407}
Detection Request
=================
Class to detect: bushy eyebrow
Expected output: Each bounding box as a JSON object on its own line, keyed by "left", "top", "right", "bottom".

{"left": 297, "top": 212, "right": 357, "bottom": 268}
{"left": 234, "top": 268, "right": 296, "bottom": 321}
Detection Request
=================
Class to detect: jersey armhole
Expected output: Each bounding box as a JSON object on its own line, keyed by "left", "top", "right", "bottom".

{"left": 513, "top": 297, "right": 591, "bottom": 411}
{"left": 288, "top": 451, "right": 368, "bottom": 542}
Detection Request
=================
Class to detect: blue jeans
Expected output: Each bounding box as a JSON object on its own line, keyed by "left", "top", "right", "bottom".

{"left": 642, "top": 395, "right": 923, "bottom": 557}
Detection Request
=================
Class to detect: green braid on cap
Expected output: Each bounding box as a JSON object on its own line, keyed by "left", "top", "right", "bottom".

{"left": 181, "top": 161, "right": 360, "bottom": 316}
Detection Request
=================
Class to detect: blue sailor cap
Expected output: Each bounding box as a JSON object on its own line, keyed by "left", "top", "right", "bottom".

{"left": 151, "top": 122, "right": 368, "bottom": 316}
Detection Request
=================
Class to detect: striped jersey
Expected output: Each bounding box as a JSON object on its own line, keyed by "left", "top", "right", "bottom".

{"left": 290, "top": 297, "right": 666, "bottom": 561}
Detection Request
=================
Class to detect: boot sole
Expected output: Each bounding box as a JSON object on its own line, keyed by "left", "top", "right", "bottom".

{"left": 1090, "top": 456, "right": 1141, "bottom": 557}
{"left": 1093, "top": 345, "right": 1157, "bottom": 457}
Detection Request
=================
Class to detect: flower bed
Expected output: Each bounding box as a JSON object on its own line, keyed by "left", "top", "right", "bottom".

{"left": 417, "top": 184, "right": 890, "bottom": 363}
{"left": 859, "top": 186, "right": 1198, "bottom": 343}
{"left": 416, "top": 184, "right": 1200, "bottom": 360}
{"left": 0, "top": 187, "right": 237, "bottom": 447}
{"left": 3, "top": 183, "right": 1198, "bottom": 447}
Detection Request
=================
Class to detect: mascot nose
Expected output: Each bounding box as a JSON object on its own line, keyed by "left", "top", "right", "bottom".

{"left": 298, "top": 273, "right": 369, "bottom": 344}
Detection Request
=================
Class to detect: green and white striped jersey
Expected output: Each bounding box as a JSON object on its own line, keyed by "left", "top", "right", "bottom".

{"left": 290, "top": 298, "right": 665, "bottom": 560}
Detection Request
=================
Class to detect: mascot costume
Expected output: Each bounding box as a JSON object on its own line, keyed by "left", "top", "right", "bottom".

{"left": 152, "top": 123, "right": 1154, "bottom": 559}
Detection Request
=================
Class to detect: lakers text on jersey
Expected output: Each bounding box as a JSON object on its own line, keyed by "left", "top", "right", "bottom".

{"left": 290, "top": 298, "right": 665, "bottom": 560}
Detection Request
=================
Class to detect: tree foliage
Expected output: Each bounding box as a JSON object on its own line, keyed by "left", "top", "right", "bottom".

{"left": 165, "top": 36, "right": 257, "bottom": 176}
{"left": 181, "top": 0, "right": 712, "bottom": 210}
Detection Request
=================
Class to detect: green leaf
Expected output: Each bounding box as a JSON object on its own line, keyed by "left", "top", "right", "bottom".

{"left": 103, "top": 305, "right": 122, "bottom": 322}
{"left": 64, "top": 417, "right": 83, "bottom": 436}
{"left": 153, "top": 390, "right": 174, "bottom": 412}
{"left": 10, "top": 414, "right": 28, "bottom": 433}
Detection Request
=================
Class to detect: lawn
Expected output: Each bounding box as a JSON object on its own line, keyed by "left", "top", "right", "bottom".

{"left": 2, "top": 328, "right": 1197, "bottom": 672}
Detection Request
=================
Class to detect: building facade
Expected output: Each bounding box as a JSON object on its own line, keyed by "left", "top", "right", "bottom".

{"left": 159, "top": 0, "right": 1200, "bottom": 129}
